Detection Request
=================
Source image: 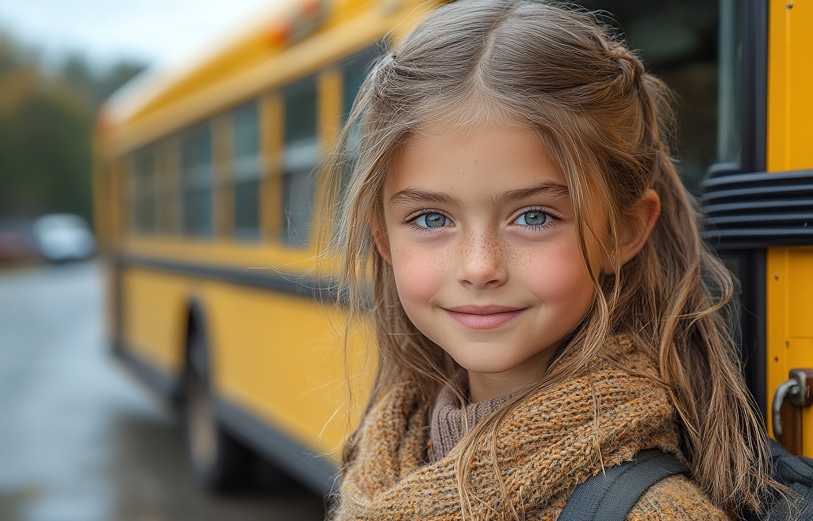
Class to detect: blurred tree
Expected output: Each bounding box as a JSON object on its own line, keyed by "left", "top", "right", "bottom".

{"left": 90, "top": 60, "right": 145, "bottom": 105}
{"left": 0, "top": 33, "right": 146, "bottom": 223}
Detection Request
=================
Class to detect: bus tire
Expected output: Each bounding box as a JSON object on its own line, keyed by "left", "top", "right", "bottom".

{"left": 183, "top": 325, "right": 251, "bottom": 492}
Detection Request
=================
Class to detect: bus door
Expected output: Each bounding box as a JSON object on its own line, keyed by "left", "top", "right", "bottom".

{"left": 703, "top": 0, "right": 813, "bottom": 455}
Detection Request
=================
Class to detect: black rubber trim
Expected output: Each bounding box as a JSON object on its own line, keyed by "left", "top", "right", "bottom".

{"left": 741, "top": 0, "right": 768, "bottom": 174}
{"left": 216, "top": 398, "right": 338, "bottom": 495}
{"left": 702, "top": 170, "right": 813, "bottom": 250}
{"left": 116, "top": 254, "right": 338, "bottom": 302}
{"left": 736, "top": 250, "right": 767, "bottom": 420}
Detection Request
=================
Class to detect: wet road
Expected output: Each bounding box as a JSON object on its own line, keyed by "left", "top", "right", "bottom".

{"left": 0, "top": 261, "right": 326, "bottom": 521}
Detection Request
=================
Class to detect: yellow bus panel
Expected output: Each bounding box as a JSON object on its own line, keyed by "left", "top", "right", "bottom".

{"left": 765, "top": 0, "right": 813, "bottom": 450}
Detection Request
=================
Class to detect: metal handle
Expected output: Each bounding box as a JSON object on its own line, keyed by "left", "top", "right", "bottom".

{"left": 772, "top": 369, "right": 813, "bottom": 437}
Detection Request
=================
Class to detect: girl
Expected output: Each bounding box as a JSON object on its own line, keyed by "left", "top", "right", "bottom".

{"left": 324, "top": 1, "right": 783, "bottom": 519}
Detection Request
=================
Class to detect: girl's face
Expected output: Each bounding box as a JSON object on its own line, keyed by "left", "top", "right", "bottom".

{"left": 377, "top": 124, "right": 597, "bottom": 402}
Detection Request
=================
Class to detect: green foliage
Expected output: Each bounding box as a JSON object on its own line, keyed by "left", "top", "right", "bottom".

{"left": 0, "top": 34, "right": 146, "bottom": 223}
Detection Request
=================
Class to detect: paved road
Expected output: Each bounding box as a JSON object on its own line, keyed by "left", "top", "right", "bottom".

{"left": 0, "top": 261, "right": 326, "bottom": 521}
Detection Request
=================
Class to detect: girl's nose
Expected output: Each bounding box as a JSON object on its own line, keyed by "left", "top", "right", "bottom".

{"left": 457, "top": 232, "right": 507, "bottom": 289}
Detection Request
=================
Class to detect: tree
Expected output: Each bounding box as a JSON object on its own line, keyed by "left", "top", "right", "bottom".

{"left": 0, "top": 33, "right": 146, "bottom": 223}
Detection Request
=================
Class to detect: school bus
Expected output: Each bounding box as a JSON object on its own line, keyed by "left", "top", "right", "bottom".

{"left": 92, "top": 0, "right": 449, "bottom": 493}
{"left": 92, "top": 0, "right": 813, "bottom": 497}
{"left": 702, "top": 0, "right": 813, "bottom": 456}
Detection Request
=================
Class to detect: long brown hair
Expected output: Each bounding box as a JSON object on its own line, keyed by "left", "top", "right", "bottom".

{"left": 323, "top": 0, "right": 780, "bottom": 516}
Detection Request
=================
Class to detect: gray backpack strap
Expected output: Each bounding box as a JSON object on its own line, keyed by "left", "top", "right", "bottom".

{"left": 558, "top": 450, "right": 689, "bottom": 521}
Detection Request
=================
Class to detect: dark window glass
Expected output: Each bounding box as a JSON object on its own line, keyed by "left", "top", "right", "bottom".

{"left": 131, "top": 147, "right": 158, "bottom": 233}
{"left": 328, "top": 50, "right": 381, "bottom": 244}
{"left": 158, "top": 143, "right": 177, "bottom": 235}
{"left": 234, "top": 101, "right": 260, "bottom": 158}
{"left": 338, "top": 50, "right": 379, "bottom": 206}
{"left": 179, "top": 124, "right": 213, "bottom": 237}
{"left": 282, "top": 78, "right": 318, "bottom": 246}
{"left": 235, "top": 178, "right": 260, "bottom": 236}
{"left": 284, "top": 80, "right": 318, "bottom": 145}
{"left": 232, "top": 101, "right": 261, "bottom": 239}
{"left": 717, "top": 0, "right": 742, "bottom": 165}
{"left": 342, "top": 53, "right": 373, "bottom": 120}
{"left": 581, "top": 0, "right": 719, "bottom": 193}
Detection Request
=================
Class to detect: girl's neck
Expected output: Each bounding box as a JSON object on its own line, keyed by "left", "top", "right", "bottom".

{"left": 467, "top": 364, "right": 545, "bottom": 403}
{"left": 430, "top": 371, "right": 520, "bottom": 462}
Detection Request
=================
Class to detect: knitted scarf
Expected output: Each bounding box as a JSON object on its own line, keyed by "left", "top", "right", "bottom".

{"left": 332, "top": 335, "right": 716, "bottom": 520}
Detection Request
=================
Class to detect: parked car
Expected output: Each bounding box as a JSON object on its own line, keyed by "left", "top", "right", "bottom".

{"left": 32, "top": 214, "right": 96, "bottom": 262}
{"left": 0, "top": 218, "right": 38, "bottom": 263}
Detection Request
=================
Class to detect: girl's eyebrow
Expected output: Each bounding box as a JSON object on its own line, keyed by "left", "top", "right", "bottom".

{"left": 389, "top": 189, "right": 456, "bottom": 207}
{"left": 498, "top": 182, "right": 570, "bottom": 202}
{"left": 388, "top": 182, "right": 569, "bottom": 207}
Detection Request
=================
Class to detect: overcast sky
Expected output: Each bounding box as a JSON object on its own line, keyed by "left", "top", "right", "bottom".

{"left": 0, "top": 0, "right": 279, "bottom": 69}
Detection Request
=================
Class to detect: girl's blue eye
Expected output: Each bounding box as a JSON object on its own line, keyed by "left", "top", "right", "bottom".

{"left": 514, "top": 210, "right": 550, "bottom": 226}
{"left": 414, "top": 212, "right": 449, "bottom": 228}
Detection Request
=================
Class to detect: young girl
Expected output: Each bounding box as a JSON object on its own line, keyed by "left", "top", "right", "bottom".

{"left": 324, "top": 1, "right": 783, "bottom": 519}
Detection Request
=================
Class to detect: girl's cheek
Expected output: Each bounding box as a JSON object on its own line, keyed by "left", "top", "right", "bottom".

{"left": 391, "top": 246, "right": 446, "bottom": 299}
{"left": 519, "top": 242, "right": 593, "bottom": 296}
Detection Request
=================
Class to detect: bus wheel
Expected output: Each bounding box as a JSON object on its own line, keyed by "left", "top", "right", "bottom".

{"left": 184, "top": 327, "right": 250, "bottom": 492}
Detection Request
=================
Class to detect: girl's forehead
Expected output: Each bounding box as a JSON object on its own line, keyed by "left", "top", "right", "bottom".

{"left": 404, "top": 121, "right": 559, "bottom": 167}
{"left": 408, "top": 113, "right": 541, "bottom": 150}
{"left": 388, "top": 123, "right": 570, "bottom": 195}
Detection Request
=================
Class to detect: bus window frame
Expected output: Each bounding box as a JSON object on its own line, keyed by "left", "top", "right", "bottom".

{"left": 703, "top": 0, "right": 769, "bottom": 417}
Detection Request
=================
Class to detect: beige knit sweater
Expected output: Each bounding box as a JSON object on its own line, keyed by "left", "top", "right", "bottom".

{"left": 332, "top": 336, "right": 728, "bottom": 520}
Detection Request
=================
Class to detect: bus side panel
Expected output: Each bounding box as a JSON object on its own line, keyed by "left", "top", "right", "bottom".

{"left": 766, "top": 248, "right": 813, "bottom": 453}
{"left": 121, "top": 267, "right": 189, "bottom": 376}
{"left": 767, "top": 0, "right": 813, "bottom": 174}
{"left": 206, "top": 282, "right": 370, "bottom": 460}
{"left": 766, "top": 0, "right": 813, "bottom": 453}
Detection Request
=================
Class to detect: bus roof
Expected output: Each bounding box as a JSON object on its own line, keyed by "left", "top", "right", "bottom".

{"left": 96, "top": 0, "right": 433, "bottom": 156}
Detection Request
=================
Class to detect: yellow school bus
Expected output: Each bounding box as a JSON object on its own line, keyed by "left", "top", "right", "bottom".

{"left": 93, "top": 0, "right": 813, "bottom": 496}
{"left": 92, "top": 0, "right": 448, "bottom": 493}
{"left": 702, "top": 0, "right": 813, "bottom": 456}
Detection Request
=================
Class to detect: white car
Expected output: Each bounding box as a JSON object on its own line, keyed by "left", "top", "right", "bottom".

{"left": 32, "top": 214, "right": 96, "bottom": 262}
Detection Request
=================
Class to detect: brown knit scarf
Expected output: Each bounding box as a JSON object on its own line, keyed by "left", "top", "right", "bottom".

{"left": 332, "top": 335, "right": 722, "bottom": 520}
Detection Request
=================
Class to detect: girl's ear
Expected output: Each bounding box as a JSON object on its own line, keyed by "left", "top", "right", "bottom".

{"left": 371, "top": 218, "right": 392, "bottom": 264}
{"left": 619, "top": 189, "right": 661, "bottom": 265}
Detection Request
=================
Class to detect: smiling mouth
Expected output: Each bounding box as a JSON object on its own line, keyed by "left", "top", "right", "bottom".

{"left": 443, "top": 306, "right": 524, "bottom": 330}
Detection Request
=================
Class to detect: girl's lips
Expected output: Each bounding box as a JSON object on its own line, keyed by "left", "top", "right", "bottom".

{"left": 443, "top": 306, "right": 524, "bottom": 330}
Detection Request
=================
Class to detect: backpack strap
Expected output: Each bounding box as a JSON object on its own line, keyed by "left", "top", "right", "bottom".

{"left": 761, "top": 439, "right": 813, "bottom": 521}
{"left": 558, "top": 450, "right": 689, "bottom": 521}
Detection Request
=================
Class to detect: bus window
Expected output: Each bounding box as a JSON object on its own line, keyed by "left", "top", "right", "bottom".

{"left": 232, "top": 101, "right": 261, "bottom": 239}
{"left": 157, "top": 139, "right": 179, "bottom": 235}
{"left": 342, "top": 51, "right": 374, "bottom": 121}
{"left": 131, "top": 147, "right": 158, "bottom": 234}
{"left": 583, "top": 0, "right": 719, "bottom": 193}
{"left": 179, "top": 123, "right": 214, "bottom": 237}
{"left": 336, "top": 49, "right": 379, "bottom": 203}
{"left": 282, "top": 77, "right": 318, "bottom": 247}
{"left": 716, "top": 0, "right": 742, "bottom": 166}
